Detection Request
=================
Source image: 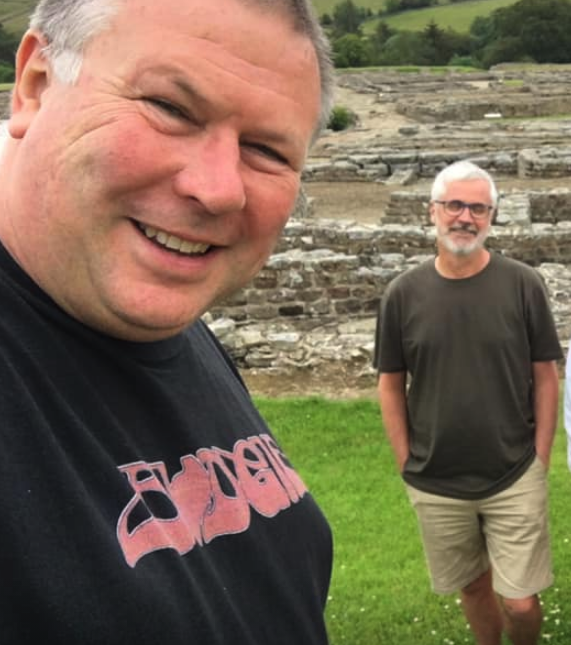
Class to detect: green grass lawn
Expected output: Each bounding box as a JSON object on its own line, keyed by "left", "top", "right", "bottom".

{"left": 367, "top": 0, "right": 518, "bottom": 33}
{"left": 255, "top": 394, "right": 571, "bottom": 644}
{"left": 312, "top": 0, "right": 386, "bottom": 16}
{"left": 0, "top": 0, "right": 36, "bottom": 35}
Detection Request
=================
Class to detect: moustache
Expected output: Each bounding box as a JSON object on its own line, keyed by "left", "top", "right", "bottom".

{"left": 448, "top": 224, "right": 478, "bottom": 235}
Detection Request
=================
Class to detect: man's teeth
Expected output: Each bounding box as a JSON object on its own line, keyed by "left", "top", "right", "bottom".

{"left": 140, "top": 224, "right": 210, "bottom": 255}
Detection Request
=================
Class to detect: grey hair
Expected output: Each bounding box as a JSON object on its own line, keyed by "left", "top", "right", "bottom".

{"left": 29, "top": 0, "right": 334, "bottom": 138}
{"left": 30, "top": 0, "right": 121, "bottom": 84}
{"left": 431, "top": 160, "right": 499, "bottom": 207}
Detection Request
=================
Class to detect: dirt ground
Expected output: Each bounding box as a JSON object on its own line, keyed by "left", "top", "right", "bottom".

{"left": 242, "top": 362, "right": 379, "bottom": 400}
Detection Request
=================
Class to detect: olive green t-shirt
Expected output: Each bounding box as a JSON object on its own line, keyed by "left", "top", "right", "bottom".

{"left": 375, "top": 253, "right": 562, "bottom": 499}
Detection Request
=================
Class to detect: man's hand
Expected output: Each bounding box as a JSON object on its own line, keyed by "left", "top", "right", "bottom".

{"left": 378, "top": 371, "right": 409, "bottom": 473}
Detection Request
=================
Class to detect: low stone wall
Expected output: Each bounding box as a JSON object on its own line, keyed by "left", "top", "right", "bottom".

{"left": 304, "top": 146, "right": 571, "bottom": 183}
{"left": 519, "top": 147, "right": 571, "bottom": 179}
{"left": 397, "top": 95, "right": 571, "bottom": 123}
{"left": 211, "top": 217, "right": 571, "bottom": 325}
{"left": 207, "top": 255, "right": 571, "bottom": 374}
{"left": 303, "top": 148, "right": 517, "bottom": 183}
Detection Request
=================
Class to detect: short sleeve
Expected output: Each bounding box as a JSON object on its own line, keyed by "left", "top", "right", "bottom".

{"left": 525, "top": 270, "right": 562, "bottom": 363}
{"left": 373, "top": 282, "right": 406, "bottom": 373}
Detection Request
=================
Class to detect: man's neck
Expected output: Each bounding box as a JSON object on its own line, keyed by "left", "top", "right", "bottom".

{"left": 434, "top": 247, "right": 490, "bottom": 279}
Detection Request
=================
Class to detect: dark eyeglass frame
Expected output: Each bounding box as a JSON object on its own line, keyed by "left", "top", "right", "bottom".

{"left": 434, "top": 200, "right": 494, "bottom": 219}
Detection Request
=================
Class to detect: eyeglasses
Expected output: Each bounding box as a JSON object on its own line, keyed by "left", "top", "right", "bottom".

{"left": 434, "top": 200, "right": 494, "bottom": 219}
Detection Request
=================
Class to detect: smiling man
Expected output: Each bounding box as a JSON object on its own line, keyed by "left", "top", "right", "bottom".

{"left": 375, "top": 161, "right": 562, "bottom": 645}
{"left": 0, "top": 0, "right": 334, "bottom": 643}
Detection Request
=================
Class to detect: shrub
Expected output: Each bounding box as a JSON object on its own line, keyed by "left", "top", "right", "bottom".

{"left": 448, "top": 54, "right": 478, "bottom": 68}
{"left": 327, "top": 105, "right": 359, "bottom": 132}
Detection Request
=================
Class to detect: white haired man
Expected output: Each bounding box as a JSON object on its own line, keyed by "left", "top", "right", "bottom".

{"left": 375, "top": 161, "right": 561, "bottom": 645}
{"left": 0, "top": 0, "right": 334, "bottom": 642}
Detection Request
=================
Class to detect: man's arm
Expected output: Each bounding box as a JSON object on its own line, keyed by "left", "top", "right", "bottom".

{"left": 378, "top": 371, "right": 409, "bottom": 473}
{"left": 533, "top": 360, "right": 560, "bottom": 469}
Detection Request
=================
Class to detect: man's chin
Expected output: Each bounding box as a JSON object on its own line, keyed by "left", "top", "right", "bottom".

{"left": 442, "top": 238, "right": 482, "bottom": 257}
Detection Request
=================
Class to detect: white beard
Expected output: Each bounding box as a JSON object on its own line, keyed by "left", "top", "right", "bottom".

{"left": 437, "top": 222, "right": 490, "bottom": 256}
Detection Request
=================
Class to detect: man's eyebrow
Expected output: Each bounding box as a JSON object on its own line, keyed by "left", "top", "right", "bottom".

{"left": 146, "top": 71, "right": 303, "bottom": 151}
{"left": 171, "top": 77, "right": 203, "bottom": 103}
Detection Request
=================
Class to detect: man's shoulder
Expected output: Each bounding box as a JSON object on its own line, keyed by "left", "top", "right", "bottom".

{"left": 385, "top": 257, "right": 435, "bottom": 294}
{"left": 491, "top": 253, "right": 545, "bottom": 284}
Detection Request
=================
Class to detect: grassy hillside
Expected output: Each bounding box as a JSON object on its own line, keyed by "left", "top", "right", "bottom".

{"left": 313, "top": 0, "right": 384, "bottom": 13}
{"left": 377, "top": 0, "right": 518, "bottom": 33}
{"left": 0, "top": 1, "right": 36, "bottom": 35}
{"left": 312, "top": 0, "right": 519, "bottom": 33}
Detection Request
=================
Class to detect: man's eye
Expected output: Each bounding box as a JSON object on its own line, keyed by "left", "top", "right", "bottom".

{"left": 147, "top": 98, "right": 187, "bottom": 120}
{"left": 244, "top": 142, "right": 288, "bottom": 166}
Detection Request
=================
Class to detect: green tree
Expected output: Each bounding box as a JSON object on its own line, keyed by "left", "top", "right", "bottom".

{"left": 423, "top": 20, "right": 449, "bottom": 65}
{"left": 333, "top": 33, "right": 372, "bottom": 68}
{"left": 379, "top": 31, "right": 430, "bottom": 66}
{"left": 0, "top": 22, "right": 18, "bottom": 68}
{"left": 472, "top": 0, "right": 571, "bottom": 67}
{"left": 480, "top": 36, "right": 526, "bottom": 68}
{"left": 332, "top": 0, "right": 363, "bottom": 36}
{"left": 369, "top": 20, "right": 396, "bottom": 63}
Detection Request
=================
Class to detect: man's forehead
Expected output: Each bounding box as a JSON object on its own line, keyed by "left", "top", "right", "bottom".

{"left": 444, "top": 178, "right": 491, "bottom": 193}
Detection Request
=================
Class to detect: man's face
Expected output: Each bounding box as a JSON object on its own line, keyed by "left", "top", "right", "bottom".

{"left": 429, "top": 179, "right": 493, "bottom": 257}
{"left": 3, "top": 0, "right": 320, "bottom": 340}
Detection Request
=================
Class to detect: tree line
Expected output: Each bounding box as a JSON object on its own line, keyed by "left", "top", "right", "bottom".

{"left": 0, "top": 23, "right": 18, "bottom": 82}
{"left": 325, "top": 0, "right": 571, "bottom": 69}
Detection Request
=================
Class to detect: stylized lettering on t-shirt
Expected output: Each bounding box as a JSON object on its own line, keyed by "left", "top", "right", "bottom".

{"left": 116, "top": 434, "right": 307, "bottom": 567}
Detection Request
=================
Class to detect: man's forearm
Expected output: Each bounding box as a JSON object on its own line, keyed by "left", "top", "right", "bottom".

{"left": 533, "top": 360, "right": 560, "bottom": 468}
{"left": 378, "top": 372, "right": 409, "bottom": 472}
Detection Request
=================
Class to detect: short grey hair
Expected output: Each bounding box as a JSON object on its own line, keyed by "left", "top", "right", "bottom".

{"left": 431, "top": 160, "right": 499, "bottom": 207}
{"left": 30, "top": 0, "right": 334, "bottom": 137}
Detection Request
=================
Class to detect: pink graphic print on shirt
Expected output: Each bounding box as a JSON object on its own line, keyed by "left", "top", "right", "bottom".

{"left": 116, "top": 434, "right": 308, "bottom": 567}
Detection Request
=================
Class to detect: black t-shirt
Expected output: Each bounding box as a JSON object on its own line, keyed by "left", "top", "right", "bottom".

{"left": 0, "top": 243, "right": 332, "bottom": 644}
{"left": 375, "top": 253, "right": 562, "bottom": 499}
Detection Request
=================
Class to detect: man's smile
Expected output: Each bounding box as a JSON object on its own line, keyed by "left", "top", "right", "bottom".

{"left": 136, "top": 221, "right": 212, "bottom": 256}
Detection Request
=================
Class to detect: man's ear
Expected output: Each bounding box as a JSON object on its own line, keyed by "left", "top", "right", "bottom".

{"left": 9, "top": 30, "right": 52, "bottom": 139}
{"left": 428, "top": 201, "right": 436, "bottom": 224}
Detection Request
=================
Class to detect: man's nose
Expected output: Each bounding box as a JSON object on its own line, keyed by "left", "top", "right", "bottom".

{"left": 456, "top": 204, "right": 476, "bottom": 222}
{"left": 173, "top": 130, "right": 246, "bottom": 215}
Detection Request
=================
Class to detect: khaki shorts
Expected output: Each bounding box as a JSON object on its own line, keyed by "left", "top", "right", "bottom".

{"left": 405, "top": 456, "right": 553, "bottom": 599}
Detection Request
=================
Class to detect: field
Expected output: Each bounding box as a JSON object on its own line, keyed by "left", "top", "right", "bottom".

{"left": 312, "top": 0, "right": 519, "bottom": 33}
{"left": 255, "top": 395, "right": 571, "bottom": 645}
{"left": 376, "top": 0, "right": 519, "bottom": 33}
{"left": 0, "top": 0, "right": 36, "bottom": 34}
